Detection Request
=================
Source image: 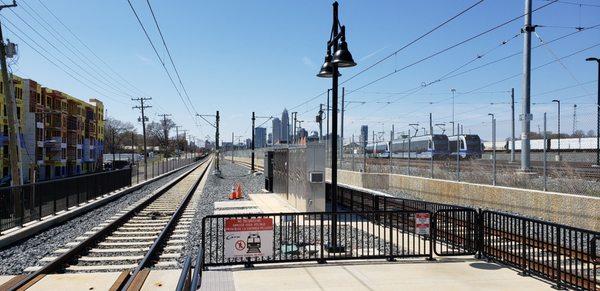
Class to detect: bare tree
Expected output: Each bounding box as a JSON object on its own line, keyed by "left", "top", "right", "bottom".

{"left": 104, "top": 117, "right": 136, "bottom": 157}
{"left": 146, "top": 118, "right": 175, "bottom": 156}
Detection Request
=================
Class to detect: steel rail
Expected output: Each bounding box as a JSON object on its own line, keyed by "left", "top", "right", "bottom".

{"left": 121, "top": 157, "right": 211, "bottom": 290}
{"left": 7, "top": 157, "right": 208, "bottom": 291}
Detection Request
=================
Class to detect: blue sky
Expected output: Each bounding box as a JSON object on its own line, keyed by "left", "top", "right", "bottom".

{"left": 3, "top": 0, "right": 599, "bottom": 143}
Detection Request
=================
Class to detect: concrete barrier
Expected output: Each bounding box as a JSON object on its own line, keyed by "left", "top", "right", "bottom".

{"left": 326, "top": 169, "right": 600, "bottom": 232}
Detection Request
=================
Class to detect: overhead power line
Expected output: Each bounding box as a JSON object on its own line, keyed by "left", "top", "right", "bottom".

{"left": 144, "top": 0, "right": 198, "bottom": 115}
{"left": 289, "top": 0, "right": 485, "bottom": 111}
{"left": 125, "top": 0, "right": 197, "bottom": 123}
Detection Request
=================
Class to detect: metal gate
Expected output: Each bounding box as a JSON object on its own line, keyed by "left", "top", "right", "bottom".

{"left": 432, "top": 209, "right": 478, "bottom": 256}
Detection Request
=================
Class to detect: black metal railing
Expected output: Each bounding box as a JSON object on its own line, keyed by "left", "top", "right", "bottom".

{"left": 202, "top": 210, "right": 433, "bottom": 267}
{"left": 177, "top": 248, "right": 204, "bottom": 291}
{"left": 0, "top": 168, "right": 131, "bottom": 233}
{"left": 331, "top": 182, "right": 599, "bottom": 290}
{"left": 482, "top": 210, "right": 599, "bottom": 290}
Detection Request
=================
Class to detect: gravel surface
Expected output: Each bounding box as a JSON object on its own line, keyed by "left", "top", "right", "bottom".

{"left": 181, "top": 160, "right": 265, "bottom": 264}
{"left": 0, "top": 164, "right": 195, "bottom": 275}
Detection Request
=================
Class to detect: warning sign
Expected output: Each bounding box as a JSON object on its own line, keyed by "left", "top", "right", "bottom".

{"left": 224, "top": 218, "right": 274, "bottom": 259}
{"left": 415, "top": 212, "right": 430, "bottom": 235}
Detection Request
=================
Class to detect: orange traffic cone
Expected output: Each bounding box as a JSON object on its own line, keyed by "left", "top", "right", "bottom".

{"left": 236, "top": 183, "right": 243, "bottom": 199}
{"left": 229, "top": 184, "right": 236, "bottom": 200}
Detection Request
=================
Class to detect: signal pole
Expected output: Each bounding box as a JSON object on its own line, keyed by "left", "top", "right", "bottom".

{"left": 1, "top": 1, "right": 20, "bottom": 186}
{"left": 132, "top": 97, "right": 151, "bottom": 180}
{"left": 251, "top": 112, "right": 255, "bottom": 172}
{"left": 511, "top": 88, "right": 515, "bottom": 163}
{"left": 520, "top": 0, "right": 534, "bottom": 171}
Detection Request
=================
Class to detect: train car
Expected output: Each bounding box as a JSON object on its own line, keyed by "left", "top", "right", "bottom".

{"left": 390, "top": 134, "right": 449, "bottom": 159}
{"left": 364, "top": 142, "right": 389, "bottom": 157}
{"left": 507, "top": 138, "right": 550, "bottom": 151}
{"left": 550, "top": 137, "right": 597, "bottom": 151}
{"left": 482, "top": 141, "right": 507, "bottom": 152}
{"left": 448, "top": 134, "right": 482, "bottom": 159}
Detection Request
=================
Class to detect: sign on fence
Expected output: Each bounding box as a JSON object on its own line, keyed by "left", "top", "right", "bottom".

{"left": 415, "top": 212, "right": 430, "bottom": 235}
{"left": 224, "top": 218, "right": 274, "bottom": 259}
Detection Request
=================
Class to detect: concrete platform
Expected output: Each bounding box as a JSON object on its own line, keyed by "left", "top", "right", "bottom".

{"left": 25, "top": 272, "right": 123, "bottom": 291}
{"left": 225, "top": 259, "right": 553, "bottom": 290}
{"left": 248, "top": 193, "right": 299, "bottom": 213}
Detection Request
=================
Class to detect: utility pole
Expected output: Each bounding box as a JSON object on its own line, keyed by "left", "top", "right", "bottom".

{"left": 1, "top": 1, "right": 20, "bottom": 186}
{"left": 520, "top": 0, "right": 534, "bottom": 171}
{"left": 215, "top": 111, "right": 220, "bottom": 174}
{"left": 318, "top": 104, "right": 323, "bottom": 142}
{"left": 158, "top": 113, "right": 171, "bottom": 154}
{"left": 552, "top": 99, "right": 561, "bottom": 160}
{"left": 341, "top": 87, "right": 345, "bottom": 163}
{"left": 251, "top": 112, "right": 255, "bottom": 172}
{"left": 572, "top": 104, "right": 577, "bottom": 135}
{"left": 181, "top": 129, "right": 188, "bottom": 154}
{"left": 511, "top": 88, "right": 516, "bottom": 163}
{"left": 429, "top": 113, "right": 433, "bottom": 178}
{"left": 132, "top": 97, "right": 151, "bottom": 180}
{"left": 451, "top": 88, "right": 456, "bottom": 136}
{"left": 292, "top": 112, "right": 297, "bottom": 144}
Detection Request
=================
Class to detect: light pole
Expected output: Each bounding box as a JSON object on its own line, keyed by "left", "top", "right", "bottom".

{"left": 252, "top": 114, "right": 273, "bottom": 172}
{"left": 451, "top": 88, "right": 456, "bottom": 136}
{"left": 552, "top": 99, "right": 560, "bottom": 160}
{"left": 197, "top": 112, "right": 220, "bottom": 175}
{"left": 488, "top": 113, "right": 496, "bottom": 185}
{"left": 586, "top": 57, "right": 600, "bottom": 167}
{"left": 316, "top": 1, "right": 356, "bottom": 253}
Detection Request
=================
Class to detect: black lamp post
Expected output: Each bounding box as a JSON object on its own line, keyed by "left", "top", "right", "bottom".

{"left": 317, "top": 1, "right": 356, "bottom": 253}
{"left": 586, "top": 57, "right": 600, "bottom": 167}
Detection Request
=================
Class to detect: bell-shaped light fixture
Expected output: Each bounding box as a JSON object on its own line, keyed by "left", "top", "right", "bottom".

{"left": 332, "top": 40, "right": 356, "bottom": 68}
{"left": 317, "top": 55, "right": 340, "bottom": 78}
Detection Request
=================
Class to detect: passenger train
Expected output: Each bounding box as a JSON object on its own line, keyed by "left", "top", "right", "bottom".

{"left": 365, "top": 134, "right": 483, "bottom": 160}
{"left": 482, "top": 137, "right": 597, "bottom": 152}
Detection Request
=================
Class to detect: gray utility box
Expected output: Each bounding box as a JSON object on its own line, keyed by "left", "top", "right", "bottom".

{"left": 287, "top": 143, "right": 325, "bottom": 212}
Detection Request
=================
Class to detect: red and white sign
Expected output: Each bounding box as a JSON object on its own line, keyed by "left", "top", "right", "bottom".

{"left": 224, "top": 218, "right": 274, "bottom": 259}
{"left": 415, "top": 212, "right": 430, "bottom": 235}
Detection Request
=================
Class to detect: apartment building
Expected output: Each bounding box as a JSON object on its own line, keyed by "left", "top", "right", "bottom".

{"left": 0, "top": 74, "right": 104, "bottom": 184}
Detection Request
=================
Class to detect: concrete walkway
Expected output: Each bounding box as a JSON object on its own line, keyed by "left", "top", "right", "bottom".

{"left": 227, "top": 259, "right": 553, "bottom": 291}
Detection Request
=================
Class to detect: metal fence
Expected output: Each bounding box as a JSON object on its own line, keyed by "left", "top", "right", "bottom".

{"left": 482, "top": 210, "right": 599, "bottom": 290}
{"left": 131, "top": 154, "right": 197, "bottom": 184}
{"left": 0, "top": 168, "right": 131, "bottom": 233}
{"left": 202, "top": 210, "right": 434, "bottom": 267}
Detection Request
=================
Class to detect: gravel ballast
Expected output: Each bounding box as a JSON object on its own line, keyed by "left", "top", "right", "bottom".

{"left": 181, "top": 159, "right": 265, "bottom": 264}
{"left": 0, "top": 164, "right": 196, "bottom": 275}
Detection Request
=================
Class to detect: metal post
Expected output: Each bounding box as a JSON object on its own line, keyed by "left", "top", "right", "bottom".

{"left": 215, "top": 111, "right": 220, "bottom": 175}
{"left": 389, "top": 125, "right": 393, "bottom": 174}
{"left": 0, "top": 2, "right": 21, "bottom": 187}
{"left": 511, "top": 88, "right": 516, "bottom": 163}
{"left": 351, "top": 134, "right": 355, "bottom": 171}
{"left": 251, "top": 112, "right": 255, "bottom": 172}
{"left": 520, "top": 0, "right": 533, "bottom": 171}
{"left": 319, "top": 104, "right": 323, "bottom": 142}
{"left": 451, "top": 88, "right": 456, "bottom": 136}
{"left": 457, "top": 123, "right": 460, "bottom": 181}
{"left": 329, "top": 1, "right": 341, "bottom": 252}
{"left": 492, "top": 118, "right": 497, "bottom": 186}
{"left": 597, "top": 61, "right": 600, "bottom": 166}
{"left": 543, "top": 113, "right": 547, "bottom": 191}
{"left": 408, "top": 130, "right": 411, "bottom": 175}
{"left": 326, "top": 89, "right": 330, "bottom": 163}
{"left": 430, "top": 113, "right": 433, "bottom": 178}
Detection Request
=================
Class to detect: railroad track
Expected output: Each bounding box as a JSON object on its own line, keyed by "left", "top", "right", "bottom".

{"left": 3, "top": 156, "right": 213, "bottom": 291}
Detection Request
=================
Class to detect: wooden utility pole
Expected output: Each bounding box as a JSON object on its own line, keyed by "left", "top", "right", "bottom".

{"left": 132, "top": 97, "right": 151, "bottom": 180}
{"left": 0, "top": 1, "right": 20, "bottom": 186}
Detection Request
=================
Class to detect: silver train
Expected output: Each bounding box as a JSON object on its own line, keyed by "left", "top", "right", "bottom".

{"left": 482, "top": 137, "right": 597, "bottom": 152}
{"left": 365, "top": 134, "right": 483, "bottom": 159}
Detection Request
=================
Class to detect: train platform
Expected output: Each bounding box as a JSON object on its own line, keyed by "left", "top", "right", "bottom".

{"left": 200, "top": 259, "right": 553, "bottom": 291}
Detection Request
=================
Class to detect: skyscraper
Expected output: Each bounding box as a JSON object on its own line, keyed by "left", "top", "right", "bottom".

{"left": 272, "top": 118, "right": 282, "bottom": 144}
{"left": 281, "top": 109, "right": 289, "bottom": 143}
{"left": 254, "top": 127, "right": 267, "bottom": 148}
{"left": 360, "top": 125, "right": 369, "bottom": 147}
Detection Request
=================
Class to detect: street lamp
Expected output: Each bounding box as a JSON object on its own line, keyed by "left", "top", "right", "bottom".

{"left": 586, "top": 57, "right": 600, "bottom": 167}
{"left": 316, "top": 1, "right": 356, "bottom": 253}
{"left": 552, "top": 99, "right": 561, "bottom": 160}
{"left": 488, "top": 113, "right": 496, "bottom": 185}
{"left": 451, "top": 88, "right": 456, "bottom": 135}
